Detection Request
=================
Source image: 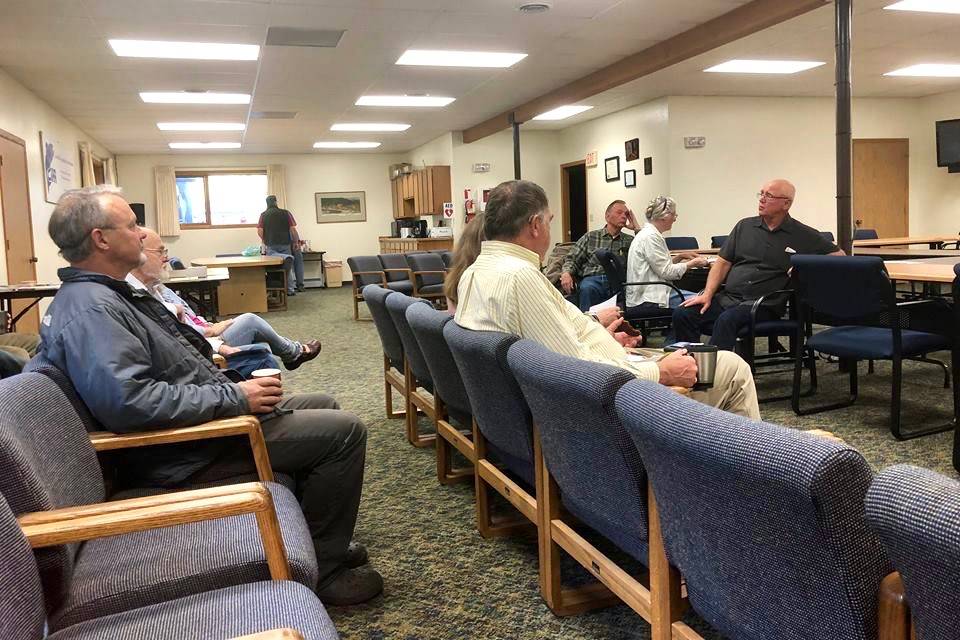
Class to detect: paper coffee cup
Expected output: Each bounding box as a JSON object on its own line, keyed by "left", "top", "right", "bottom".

{"left": 251, "top": 368, "right": 282, "bottom": 381}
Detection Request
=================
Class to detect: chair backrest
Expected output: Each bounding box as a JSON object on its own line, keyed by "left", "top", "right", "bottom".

{"left": 710, "top": 234, "right": 728, "bottom": 249}
{"left": 346, "top": 256, "right": 384, "bottom": 288}
{"left": 594, "top": 248, "right": 625, "bottom": 300}
{"left": 0, "top": 493, "right": 45, "bottom": 640}
{"left": 0, "top": 373, "right": 108, "bottom": 615}
{"left": 405, "top": 252, "right": 446, "bottom": 287}
{"left": 378, "top": 253, "right": 411, "bottom": 282}
{"left": 854, "top": 228, "right": 879, "bottom": 240}
{"left": 443, "top": 323, "right": 534, "bottom": 483}
{"left": 820, "top": 231, "right": 835, "bottom": 242}
{"left": 440, "top": 251, "right": 454, "bottom": 268}
{"left": 361, "top": 285, "right": 404, "bottom": 368}
{"left": 405, "top": 304, "right": 472, "bottom": 426}
{"left": 865, "top": 464, "right": 960, "bottom": 640}
{"left": 24, "top": 354, "right": 100, "bottom": 432}
{"left": 791, "top": 255, "right": 893, "bottom": 320}
{"left": 664, "top": 236, "right": 698, "bottom": 250}
{"left": 616, "top": 379, "right": 889, "bottom": 640}
{"left": 385, "top": 293, "right": 433, "bottom": 386}
{"left": 507, "top": 340, "right": 649, "bottom": 562}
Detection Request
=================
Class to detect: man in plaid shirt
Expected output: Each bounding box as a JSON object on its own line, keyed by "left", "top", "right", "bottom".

{"left": 560, "top": 199, "right": 640, "bottom": 310}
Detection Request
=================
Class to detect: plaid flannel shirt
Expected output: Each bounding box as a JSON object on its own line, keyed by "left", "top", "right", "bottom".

{"left": 561, "top": 227, "right": 634, "bottom": 279}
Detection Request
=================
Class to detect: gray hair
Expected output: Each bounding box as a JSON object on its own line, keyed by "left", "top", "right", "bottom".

{"left": 49, "top": 185, "right": 125, "bottom": 263}
{"left": 482, "top": 180, "right": 549, "bottom": 241}
{"left": 645, "top": 196, "right": 676, "bottom": 221}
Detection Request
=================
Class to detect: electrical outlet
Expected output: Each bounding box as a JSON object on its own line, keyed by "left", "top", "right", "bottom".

{"left": 684, "top": 136, "right": 706, "bottom": 149}
{"left": 472, "top": 162, "right": 490, "bottom": 173}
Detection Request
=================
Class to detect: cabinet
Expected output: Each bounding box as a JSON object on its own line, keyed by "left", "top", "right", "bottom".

{"left": 379, "top": 237, "right": 454, "bottom": 254}
{"left": 390, "top": 165, "right": 451, "bottom": 219}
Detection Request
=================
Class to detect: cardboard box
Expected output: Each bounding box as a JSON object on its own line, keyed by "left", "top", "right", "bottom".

{"left": 324, "top": 261, "right": 343, "bottom": 288}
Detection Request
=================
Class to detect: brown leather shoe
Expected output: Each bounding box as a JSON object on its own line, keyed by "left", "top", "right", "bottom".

{"left": 285, "top": 339, "right": 322, "bottom": 371}
{"left": 316, "top": 566, "right": 384, "bottom": 606}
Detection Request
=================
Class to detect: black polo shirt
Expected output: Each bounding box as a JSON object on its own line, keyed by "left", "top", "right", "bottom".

{"left": 717, "top": 214, "right": 838, "bottom": 309}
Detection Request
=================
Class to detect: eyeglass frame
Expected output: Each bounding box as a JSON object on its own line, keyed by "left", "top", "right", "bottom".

{"left": 757, "top": 191, "right": 791, "bottom": 202}
{"left": 143, "top": 247, "right": 169, "bottom": 257}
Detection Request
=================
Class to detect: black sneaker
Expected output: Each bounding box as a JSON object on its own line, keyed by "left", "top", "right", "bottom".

{"left": 316, "top": 566, "right": 384, "bottom": 606}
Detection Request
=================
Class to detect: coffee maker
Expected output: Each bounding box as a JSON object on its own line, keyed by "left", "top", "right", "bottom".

{"left": 411, "top": 220, "right": 428, "bottom": 238}
{"left": 391, "top": 218, "right": 428, "bottom": 238}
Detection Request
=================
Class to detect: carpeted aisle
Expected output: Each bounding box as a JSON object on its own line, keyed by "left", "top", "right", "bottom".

{"left": 262, "top": 287, "right": 955, "bottom": 639}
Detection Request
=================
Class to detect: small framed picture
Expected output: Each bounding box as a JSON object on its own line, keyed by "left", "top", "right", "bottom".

{"left": 604, "top": 156, "right": 620, "bottom": 182}
{"left": 624, "top": 169, "right": 636, "bottom": 188}
{"left": 625, "top": 138, "right": 639, "bottom": 162}
{"left": 644, "top": 156, "right": 653, "bottom": 176}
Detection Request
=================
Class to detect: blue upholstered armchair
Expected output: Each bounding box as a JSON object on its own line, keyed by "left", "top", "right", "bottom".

{"left": 362, "top": 284, "right": 406, "bottom": 420}
{"left": 385, "top": 292, "right": 436, "bottom": 447}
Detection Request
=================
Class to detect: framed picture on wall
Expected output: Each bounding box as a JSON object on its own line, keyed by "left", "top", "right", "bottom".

{"left": 624, "top": 169, "right": 636, "bottom": 188}
{"left": 315, "top": 191, "right": 366, "bottom": 223}
{"left": 39, "top": 131, "right": 75, "bottom": 204}
{"left": 625, "top": 138, "right": 639, "bottom": 162}
{"left": 604, "top": 156, "right": 620, "bottom": 182}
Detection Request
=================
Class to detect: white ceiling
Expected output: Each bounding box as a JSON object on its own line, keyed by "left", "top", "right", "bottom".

{"left": 1, "top": 0, "right": 958, "bottom": 154}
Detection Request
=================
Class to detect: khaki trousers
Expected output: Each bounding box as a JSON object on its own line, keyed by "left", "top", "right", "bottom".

{"left": 0, "top": 332, "right": 40, "bottom": 357}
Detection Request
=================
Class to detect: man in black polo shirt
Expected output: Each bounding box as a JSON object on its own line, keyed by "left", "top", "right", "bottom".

{"left": 672, "top": 179, "right": 844, "bottom": 350}
{"left": 257, "top": 195, "right": 300, "bottom": 296}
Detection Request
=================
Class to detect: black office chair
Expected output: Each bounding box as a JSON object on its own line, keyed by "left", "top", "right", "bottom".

{"left": 853, "top": 229, "right": 879, "bottom": 241}
{"left": 664, "top": 236, "right": 699, "bottom": 251}
{"left": 790, "top": 255, "right": 954, "bottom": 440}
{"left": 710, "top": 235, "right": 728, "bottom": 249}
{"left": 594, "top": 248, "right": 681, "bottom": 339}
{"left": 952, "top": 264, "right": 960, "bottom": 472}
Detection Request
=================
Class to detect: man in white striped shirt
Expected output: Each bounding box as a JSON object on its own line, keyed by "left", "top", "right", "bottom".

{"left": 455, "top": 180, "right": 760, "bottom": 419}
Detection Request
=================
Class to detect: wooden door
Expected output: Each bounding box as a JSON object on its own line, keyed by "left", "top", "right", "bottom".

{"left": 853, "top": 139, "right": 909, "bottom": 238}
{"left": 0, "top": 130, "right": 39, "bottom": 333}
{"left": 560, "top": 160, "right": 588, "bottom": 242}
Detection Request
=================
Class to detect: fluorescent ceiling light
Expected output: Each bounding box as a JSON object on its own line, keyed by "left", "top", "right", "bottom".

{"left": 313, "top": 141, "right": 382, "bottom": 149}
{"left": 704, "top": 59, "right": 825, "bottom": 74}
{"left": 109, "top": 39, "right": 259, "bottom": 61}
{"left": 169, "top": 142, "right": 242, "bottom": 149}
{"left": 396, "top": 49, "right": 527, "bottom": 68}
{"left": 157, "top": 122, "right": 246, "bottom": 131}
{"left": 140, "top": 92, "right": 251, "bottom": 104}
{"left": 355, "top": 95, "right": 455, "bottom": 107}
{"left": 884, "top": 0, "right": 960, "bottom": 14}
{"left": 885, "top": 63, "right": 960, "bottom": 77}
{"left": 331, "top": 123, "right": 411, "bottom": 132}
{"left": 532, "top": 105, "right": 594, "bottom": 121}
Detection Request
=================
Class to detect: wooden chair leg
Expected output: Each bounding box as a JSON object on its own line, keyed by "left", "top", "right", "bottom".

{"left": 434, "top": 398, "right": 471, "bottom": 485}
{"left": 648, "top": 484, "right": 689, "bottom": 640}
{"left": 473, "top": 422, "right": 528, "bottom": 537}
{"left": 877, "top": 572, "right": 912, "bottom": 640}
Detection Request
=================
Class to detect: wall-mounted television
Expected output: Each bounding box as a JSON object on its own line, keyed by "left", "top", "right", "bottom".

{"left": 936, "top": 118, "right": 960, "bottom": 167}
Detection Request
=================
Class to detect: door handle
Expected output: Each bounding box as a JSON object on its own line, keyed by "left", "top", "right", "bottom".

{"left": 28, "top": 257, "right": 38, "bottom": 263}
{"left": 854, "top": 219, "right": 862, "bottom": 227}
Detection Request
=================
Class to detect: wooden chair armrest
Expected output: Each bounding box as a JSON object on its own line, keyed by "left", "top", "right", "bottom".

{"left": 88, "top": 416, "right": 274, "bottom": 482}
{"left": 383, "top": 268, "right": 413, "bottom": 278}
{"left": 412, "top": 270, "right": 447, "bottom": 277}
{"left": 19, "top": 482, "right": 290, "bottom": 579}
{"left": 233, "top": 630, "right": 305, "bottom": 640}
{"left": 669, "top": 386, "right": 691, "bottom": 395}
{"left": 878, "top": 572, "right": 912, "bottom": 640}
{"left": 805, "top": 428, "right": 845, "bottom": 444}
{"left": 213, "top": 353, "right": 227, "bottom": 369}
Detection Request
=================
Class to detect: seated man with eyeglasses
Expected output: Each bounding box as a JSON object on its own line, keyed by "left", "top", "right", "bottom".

{"left": 672, "top": 179, "right": 844, "bottom": 350}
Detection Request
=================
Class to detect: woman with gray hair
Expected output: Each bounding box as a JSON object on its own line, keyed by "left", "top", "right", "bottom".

{"left": 625, "top": 195, "right": 706, "bottom": 310}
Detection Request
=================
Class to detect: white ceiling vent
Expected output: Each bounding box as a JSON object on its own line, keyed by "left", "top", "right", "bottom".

{"left": 265, "top": 28, "right": 344, "bottom": 48}
{"left": 517, "top": 1, "right": 552, "bottom": 13}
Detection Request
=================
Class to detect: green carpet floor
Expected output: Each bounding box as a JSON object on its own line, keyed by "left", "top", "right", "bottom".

{"left": 262, "top": 287, "right": 956, "bottom": 639}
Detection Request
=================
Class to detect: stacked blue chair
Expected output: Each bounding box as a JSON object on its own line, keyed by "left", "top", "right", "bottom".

{"left": 404, "top": 252, "right": 447, "bottom": 305}
{"left": 508, "top": 340, "right": 651, "bottom": 619}
{"left": 377, "top": 253, "right": 415, "bottom": 295}
{"left": 0, "top": 493, "right": 338, "bottom": 639}
{"left": 406, "top": 303, "right": 475, "bottom": 484}
{"left": 664, "top": 236, "right": 698, "bottom": 251}
{"left": 346, "top": 256, "right": 385, "bottom": 320}
{"left": 710, "top": 235, "right": 727, "bottom": 249}
{"left": 385, "top": 293, "right": 436, "bottom": 447}
{"left": 865, "top": 464, "right": 960, "bottom": 640}
{"left": 617, "top": 379, "right": 891, "bottom": 640}
{"left": 361, "top": 285, "right": 407, "bottom": 420}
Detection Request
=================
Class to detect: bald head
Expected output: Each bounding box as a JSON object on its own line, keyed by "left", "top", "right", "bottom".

{"left": 766, "top": 179, "right": 795, "bottom": 201}
{"left": 758, "top": 178, "right": 795, "bottom": 223}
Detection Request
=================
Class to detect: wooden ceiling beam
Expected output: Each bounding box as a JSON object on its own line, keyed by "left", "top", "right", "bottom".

{"left": 461, "top": 0, "right": 829, "bottom": 144}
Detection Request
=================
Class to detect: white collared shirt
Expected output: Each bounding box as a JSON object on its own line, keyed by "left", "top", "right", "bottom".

{"left": 626, "top": 222, "right": 689, "bottom": 308}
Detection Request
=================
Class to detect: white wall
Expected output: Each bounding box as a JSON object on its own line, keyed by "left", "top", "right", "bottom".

{"left": 0, "top": 68, "right": 112, "bottom": 286}
{"left": 116, "top": 152, "right": 404, "bottom": 278}
{"left": 917, "top": 88, "right": 960, "bottom": 236}
{"left": 557, "top": 98, "right": 671, "bottom": 233}
{"left": 409, "top": 132, "right": 454, "bottom": 167}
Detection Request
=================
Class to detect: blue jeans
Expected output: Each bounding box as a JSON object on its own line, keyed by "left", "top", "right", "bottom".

{"left": 225, "top": 343, "right": 280, "bottom": 379}
{"left": 578, "top": 275, "right": 612, "bottom": 311}
{"left": 669, "top": 289, "right": 698, "bottom": 309}
{"left": 221, "top": 313, "right": 301, "bottom": 362}
{"left": 293, "top": 248, "right": 305, "bottom": 289}
{"left": 265, "top": 244, "right": 296, "bottom": 294}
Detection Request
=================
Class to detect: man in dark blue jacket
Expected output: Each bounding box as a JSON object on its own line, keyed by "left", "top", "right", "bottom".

{"left": 39, "top": 185, "right": 382, "bottom": 606}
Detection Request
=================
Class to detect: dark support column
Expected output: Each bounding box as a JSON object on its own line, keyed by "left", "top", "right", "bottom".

{"left": 835, "top": 0, "right": 853, "bottom": 254}
{"left": 510, "top": 112, "right": 522, "bottom": 179}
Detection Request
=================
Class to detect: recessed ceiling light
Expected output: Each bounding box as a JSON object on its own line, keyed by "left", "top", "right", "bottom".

{"left": 885, "top": 63, "right": 960, "bottom": 77}
{"left": 884, "top": 0, "right": 960, "bottom": 14}
{"left": 704, "top": 60, "right": 825, "bottom": 74}
{"left": 313, "top": 141, "right": 382, "bottom": 149}
{"left": 109, "top": 39, "right": 259, "bottom": 61}
{"left": 140, "top": 92, "right": 251, "bottom": 104}
{"left": 330, "top": 123, "right": 411, "bottom": 132}
{"left": 396, "top": 49, "right": 527, "bottom": 68}
{"left": 157, "top": 122, "right": 246, "bottom": 131}
{"left": 355, "top": 95, "right": 455, "bottom": 107}
{"left": 532, "top": 105, "right": 594, "bottom": 121}
{"left": 169, "top": 142, "right": 242, "bottom": 149}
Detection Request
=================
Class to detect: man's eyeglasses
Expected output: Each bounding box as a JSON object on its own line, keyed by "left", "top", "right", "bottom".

{"left": 144, "top": 248, "right": 169, "bottom": 257}
{"left": 757, "top": 191, "right": 791, "bottom": 201}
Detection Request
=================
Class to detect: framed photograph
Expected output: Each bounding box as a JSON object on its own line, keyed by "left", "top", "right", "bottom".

{"left": 40, "top": 131, "right": 76, "bottom": 204}
{"left": 604, "top": 156, "right": 620, "bottom": 182}
{"left": 625, "top": 138, "right": 639, "bottom": 162}
{"left": 643, "top": 156, "right": 653, "bottom": 176}
{"left": 624, "top": 169, "right": 636, "bottom": 188}
{"left": 585, "top": 150, "right": 598, "bottom": 167}
{"left": 315, "top": 191, "right": 366, "bottom": 223}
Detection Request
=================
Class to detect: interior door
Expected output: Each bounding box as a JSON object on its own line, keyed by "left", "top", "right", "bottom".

{"left": 560, "top": 160, "right": 588, "bottom": 243}
{"left": 852, "top": 139, "right": 909, "bottom": 238}
{"left": 0, "top": 130, "right": 40, "bottom": 333}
